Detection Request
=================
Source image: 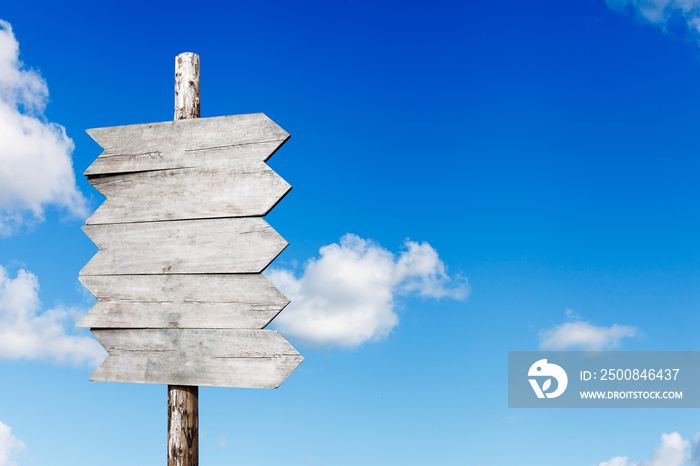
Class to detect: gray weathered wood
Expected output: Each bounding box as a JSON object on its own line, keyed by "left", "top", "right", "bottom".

{"left": 85, "top": 140, "right": 285, "bottom": 177}
{"left": 85, "top": 114, "right": 289, "bottom": 176}
{"left": 86, "top": 163, "right": 291, "bottom": 224}
{"left": 90, "top": 329, "right": 303, "bottom": 388}
{"left": 79, "top": 52, "right": 301, "bottom": 398}
{"left": 80, "top": 217, "right": 287, "bottom": 275}
{"left": 171, "top": 51, "right": 200, "bottom": 466}
{"left": 77, "top": 274, "right": 289, "bottom": 329}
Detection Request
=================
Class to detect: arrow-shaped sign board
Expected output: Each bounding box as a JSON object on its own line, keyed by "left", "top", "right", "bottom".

{"left": 78, "top": 274, "right": 289, "bottom": 329}
{"left": 91, "top": 329, "right": 302, "bottom": 388}
{"left": 81, "top": 217, "right": 287, "bottom": 275}
{"left": 80, "top": 113, "right": 302, "bottom": 388}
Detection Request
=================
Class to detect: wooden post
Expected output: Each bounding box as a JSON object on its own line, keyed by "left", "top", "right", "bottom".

{"left": 168, "top": 52, "right": 200, "bottom": 466}
{"left": 175, "top": 53, "right": 200, "bottom": 120}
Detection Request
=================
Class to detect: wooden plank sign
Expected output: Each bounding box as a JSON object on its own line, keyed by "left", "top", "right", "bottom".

{"left": 81, "top": 218, "right": 287, "bottom": 275}
{"left": 78, "top": 274, "right": 289, "bottom": 329}
{"left": 90, "top": 329, "right": 301, "bottom": 388}
{"left": 79, "top": 113, "right": 302, "bottom": 388}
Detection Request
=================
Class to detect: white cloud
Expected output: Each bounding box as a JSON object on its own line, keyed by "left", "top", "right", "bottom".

{"left": 0, "top": 265, "right": 105, "bottom": 366}
{"left": 640, "top": 432, "right": 691, "bottom": 466}
{"left": 539, "top": 314, "right": 639, "bottom": 350}
{"left": 600, "top": 457, "right": 632, "bottom": 466}
{"left": 0, "top": 19, "right": 87, "bottom": 235}
{"left": 600, "top": 432, "right": 690, "bottom": 466}
{"left": 0, "top": 421, "right": 24, "bottom": 466}
{"left": 266, "top": 234, "right": 468, "bottom": 347}
{"left": 606, "top": 0, "right": 700, "bottom": 37}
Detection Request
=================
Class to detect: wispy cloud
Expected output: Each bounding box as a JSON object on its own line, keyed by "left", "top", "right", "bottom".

{"left": 0, "top": 265, "right": 105, "bottom": 366}
{"left": 539, "top": 312, "right": 639, "bottom": 350}
{"left": 606, "top": 0, "right": 700, "bottom": 40}
{"left": 0, "top": 421, "right": 24, "bottom": 466}
{"left": 600, "top": 432, "right": 691, "bottom": 466}
{"left": 565, "top": 308, "right": 581, "bottom": 320}
{"left": 0, "top": 19, "right": 87, "bottom": 235}
{"left": 601, "top": 458, "right": 633, "bottom": 466}
{"left": 266, "top": 234, "right": 468, "bottom": 347}
{"left": 692, "top": 433, "right": 700, "bottom": 465}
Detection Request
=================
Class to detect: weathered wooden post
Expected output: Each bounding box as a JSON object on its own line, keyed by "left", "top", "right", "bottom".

{"left": 78, "top": 52, "right": 302, "bottom": 465}
{"left": 169, "top": 52, "right": 201, "bottom": 466}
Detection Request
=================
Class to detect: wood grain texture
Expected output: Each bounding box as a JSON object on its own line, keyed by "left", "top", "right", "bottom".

{"left": 169, "top": 52, "right": 200, "bottom": 466}
{"left": 168, "top": 385, "right": 198, "bottom": 466}
{"left": 85, "top": 114, "right": 289, "bottom": 176}
{"left": 174, "top": 52, "right": 200, "bottom": 120}
{"left": 77, "top": 274, "right": 289, "bottom": 329}
{"left": 85, "top": 140, "right": 284, "bottom": 177}
{"left": 90, "top": 329, "right": 303, "bottom": 388}
{"left": 86, "top": 163, "right": 291, "bottom": 224}
{"left": 80, "top": 218, "right": 287, "bottom": 275}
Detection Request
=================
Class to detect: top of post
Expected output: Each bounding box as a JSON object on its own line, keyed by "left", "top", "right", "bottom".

{"left": 175, "top": 52, "right": 200, "bottom": 120}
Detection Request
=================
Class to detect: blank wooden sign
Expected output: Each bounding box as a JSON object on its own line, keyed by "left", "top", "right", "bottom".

{"left": 80, "top": 113, "right": 302, "bottom": 389}
{"left": 90, "top": 329, "right": 302, "bottom": 388}
{"left": 78, "top": 274, "right": 289, "bottom": 329}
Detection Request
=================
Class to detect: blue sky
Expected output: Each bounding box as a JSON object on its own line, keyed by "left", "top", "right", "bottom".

{"left": 2, "top": 0, "right": 700, "bottom": 464}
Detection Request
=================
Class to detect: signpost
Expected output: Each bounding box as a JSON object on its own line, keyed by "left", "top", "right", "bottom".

{"left": 78, "top": 53, "right": 301, "bottom": 465}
